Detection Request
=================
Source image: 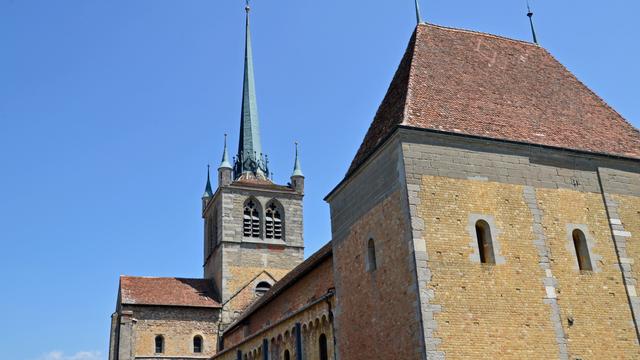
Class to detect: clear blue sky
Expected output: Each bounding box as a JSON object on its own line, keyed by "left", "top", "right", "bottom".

{"left": 1, "top": 1, "right": 638, "bottom": 359}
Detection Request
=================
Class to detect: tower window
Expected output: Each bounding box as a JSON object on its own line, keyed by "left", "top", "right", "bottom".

{"left": 319, "top": 334, "right": 328, "bottom": 360}
{"left": 265, "top": 202, "right": 283, "bottom": 240}
{"left": 155, "top": 335, "right": 164, "bottom": 354}
{"left": 284, "top": 349, "right": 291, "bottom": 360}
{"left": 366, "top": 238, "right": 377, "bottom": 272}
{"left": 193, "top": 335, "right": 203, "bottom": 353}
{"left": 573, "top": 229, "right": 593, "bottom": 271}
{"left": 243, "top": 200, "right": 261, "bottom": 238}
{"left": 255, "top": 281, "right": 272, "bottom": 296}
{"left": 475, "top": 220, "right": 495, "bottom": 264}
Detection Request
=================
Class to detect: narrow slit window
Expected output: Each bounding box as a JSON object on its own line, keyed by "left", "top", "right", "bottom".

{"left": 243, "top": 200, "right": 260, "bottom": 238}
{"left": 367, "top": 238, "right": 377, "bottom": 271}
{"left": 193, "top": 335, "right": 203, "bottom": 353}
{"left": 155, "top": 335, "right": 164, "bottom": 354}
{"left": 265, "top": 202, "right": 283, "bottom": 240}
{"left": 573, "top": 229, "right": 593, "bottom": 271}
{"left": 475, "top": 220, "right": 496, "bottom": 264}
{"left": 319, "top": 334, "right": 328, "bottom": 360}
{"left": 284, "top": 350, "right": 291, "bottom": 360}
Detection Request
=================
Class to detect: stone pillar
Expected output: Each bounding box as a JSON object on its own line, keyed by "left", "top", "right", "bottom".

{"left": 117, "top": 311, "right": 135, "bottom": 360}
{"left": 108, "top": 312, "right": 119, "bottom": 360}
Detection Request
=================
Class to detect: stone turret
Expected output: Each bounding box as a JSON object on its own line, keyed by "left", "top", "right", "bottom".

{"left": 218, "top": 134, "right": 233, "bottom": 187}
{"left": 291, "top": 142, "right": 304, "bottom": 194}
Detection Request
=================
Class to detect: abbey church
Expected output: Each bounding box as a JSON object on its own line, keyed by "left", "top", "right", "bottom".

{"left": 109, "top": 4, "right": 640, "bottom": 360}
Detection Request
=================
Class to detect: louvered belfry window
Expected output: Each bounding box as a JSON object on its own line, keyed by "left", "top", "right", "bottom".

{"left": 243, "top": 200, "right": 260, "bottom": 238}
{"left": 265, "top": 203, "right": 283, "bottom": 240}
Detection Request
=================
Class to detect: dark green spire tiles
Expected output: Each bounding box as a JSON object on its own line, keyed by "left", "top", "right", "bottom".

{"left": 234, "top": 1, "right": 269, "bottom": 179}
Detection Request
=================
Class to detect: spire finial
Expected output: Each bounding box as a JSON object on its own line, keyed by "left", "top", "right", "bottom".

{"left": 415, "top": 0, "right": 423, "bottom": 25}
{"left": 220, "top": 133, "right": 232, "bottom": 169}
{"left": 245, "top": 0, "right": 250, "bottom": 13}
{"left": 203, "top": 165, "right": 213, "bottom": 198}
{"left": 292, "top": 141, "right": 304, "bottom": 177}
{"left": 526, "top": 1, "right": 539, "bottom": 44}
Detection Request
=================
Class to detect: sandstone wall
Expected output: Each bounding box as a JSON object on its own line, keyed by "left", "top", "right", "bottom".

{"left": 401, "top": 128, "right": 640, "bottom": 359}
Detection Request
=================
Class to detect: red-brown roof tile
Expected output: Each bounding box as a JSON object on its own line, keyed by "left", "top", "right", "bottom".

{"left": 119, "top": 276, "right": 221, "bottom": 308}
{"left": 349, "top": 24, "right": 640, "bottom": 174}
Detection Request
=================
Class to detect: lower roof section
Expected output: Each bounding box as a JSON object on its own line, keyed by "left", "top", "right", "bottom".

{"left": 119, "top": 276, "right": 221, "bottom": 309}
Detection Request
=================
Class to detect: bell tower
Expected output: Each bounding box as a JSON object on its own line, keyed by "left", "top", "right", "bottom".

{"left": 201, "top": 3, "right": 304, "bottom": 307}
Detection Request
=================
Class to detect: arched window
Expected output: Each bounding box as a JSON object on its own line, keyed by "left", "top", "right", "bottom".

{"left": 573, "top": 229, "right": 593, "bottom": 271}
{"left": 366, "top": 238, "right": 377, "bottom": 272}
{"left": 193, "top": 335, "right": 203, "bottom": 353}
{"left": 319, "top": 334, "right": 328, "bottom": 360}
{"left": 475, "top": 220, "right": 495, "bottom": 264}
{"left": 255, "top": 281, "right": 272, "bottom": 296}
{"left": 243, "top": 200, "right": 261, "bottom": 238}
{"left": 155, "top": 335, "right": 164, "bottom": 354}
{"left": 284, "top": 349, "right": 291, "bottom": 360}
{"left": 265, "top": 201, "right": 283, "bottom": 240}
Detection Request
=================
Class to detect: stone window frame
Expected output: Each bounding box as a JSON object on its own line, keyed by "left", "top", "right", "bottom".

{"left": 566, "top": 224, "right": 601, "bottom": 273}
{"left": 193, "top": 334, "right": 203, "bottom": 353}
{"left": 154, "top": 335, "right": 164, "bottom": 354}
{"left": 468, "top": 214, "right": 505, "bottom": 265}
{"left": 265, "top": 199, "right": 285, "bottom": 241}
{"left": 243, "top": 197, "right": 263, "bottom": 239}
{"left": 365, "top": 237, "right": 378, "bottom": 272}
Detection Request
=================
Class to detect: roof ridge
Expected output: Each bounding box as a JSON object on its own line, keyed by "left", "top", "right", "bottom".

{"left": 422, "top": 22, "right": 539, "bottom": 48}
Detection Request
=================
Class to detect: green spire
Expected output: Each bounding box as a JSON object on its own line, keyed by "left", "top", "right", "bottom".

{"left": 234, "top": 1, "right": 268, "bottom": 178}
{"left": 219, "top": 134, "right": 232, "bottom": 169}
{"left": 292, "top": 142, "right": 303, "bottom": 177}
{"left": 415, "top": 0, "right": 423, "bottom": 24}
{"left": 203, "top": 165, "right": 213, "bottom": 198}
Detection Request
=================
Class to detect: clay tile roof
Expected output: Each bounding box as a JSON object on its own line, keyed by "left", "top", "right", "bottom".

{"left": 349, "top": 23, "right": 640, "bottom": 174}
{"left": 119, "top": 276, "right": 221, "bottom": 308}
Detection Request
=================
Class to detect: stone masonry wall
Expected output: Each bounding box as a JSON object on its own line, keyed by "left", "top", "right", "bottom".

{"left": 328, "top": 137, "right": 426, "bottom": 360}
{"left": 223, "top": 255, "right": 335, "bottom": 349}
{"left": 207, "top": 187, "right": 304, "bottom": 303}
{"left": 332, "top": 191, "right": 424, "bottom": 360}
{"left": 537, "top": 188, "right": 639, "bottom": 358}
{"left": 401, "top": 128, "right": 640, "bottom": 359}
{"left": 214, "top": 300, "right": 335, "bottom": 360}
{"left": 124, "top": 305, "right": 220, "bottom": 359}
{"left": 220, "top": 270, "right": 282, "bottom": 332}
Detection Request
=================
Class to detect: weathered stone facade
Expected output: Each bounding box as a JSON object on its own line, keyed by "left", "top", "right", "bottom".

{"left": 110, "top": 305, "right": 221, "bottom": 360}
{"left": 398, "top": 128, "right": 640, "bottom": 359}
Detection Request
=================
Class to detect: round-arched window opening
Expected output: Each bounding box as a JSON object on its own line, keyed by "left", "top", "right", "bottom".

{"left": 155, "top": 335, "right": 164, "bottom": 354}
{"left": 255, "top": 281, "right": 272, "bottom": 296}
{"left": 193, "top": 335, "right": 203, "bottom": 353}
